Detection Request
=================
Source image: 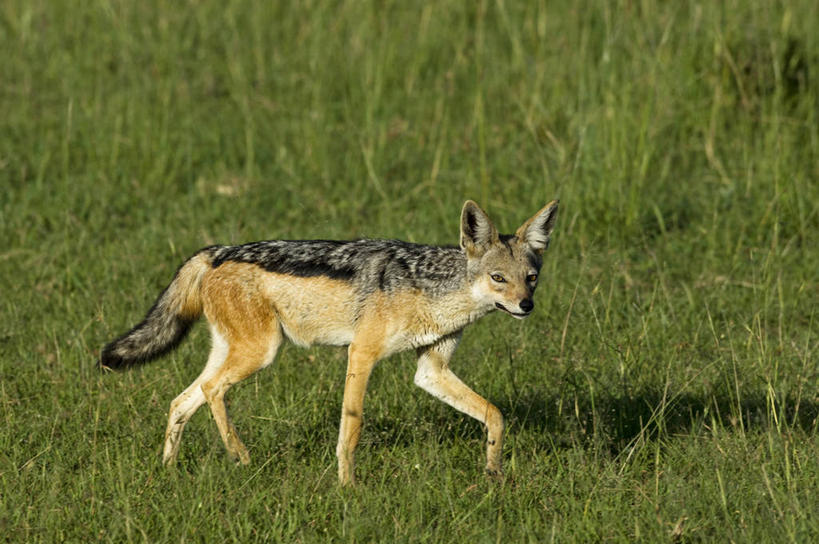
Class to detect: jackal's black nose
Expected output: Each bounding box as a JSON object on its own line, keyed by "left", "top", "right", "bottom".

{"left": 519, "top": 299, "right": 534, "bottom": 313}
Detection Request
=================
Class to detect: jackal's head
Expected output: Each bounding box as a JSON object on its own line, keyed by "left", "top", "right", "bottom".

{"left": 460, "top": 200, "right": 559, "bottom": 319}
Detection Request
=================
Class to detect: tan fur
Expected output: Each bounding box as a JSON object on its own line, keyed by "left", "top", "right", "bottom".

{"left": 175, "top": 252, "right": 212, "bottom": 319}
{"left": 259, "top": 272, "right": 357, "bottom": 347}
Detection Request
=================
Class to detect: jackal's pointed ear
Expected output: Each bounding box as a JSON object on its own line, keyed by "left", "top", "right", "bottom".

{"left": 515, "top": 200, "right": 559, "bottom": 253}
{"left": 460, "top": 200, "right": 499, "bottom": 255}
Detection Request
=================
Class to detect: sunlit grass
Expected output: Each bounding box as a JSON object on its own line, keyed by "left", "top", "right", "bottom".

{"left": 1, "top": 0, "right": 817, "bottom": 541}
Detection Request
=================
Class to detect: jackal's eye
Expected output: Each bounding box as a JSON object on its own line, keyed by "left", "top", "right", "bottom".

{"left": 527, "top": 274, "right": 538, "bottom": 283}
{"left": 490, "top": 273, "right": 506, "bottom": 283}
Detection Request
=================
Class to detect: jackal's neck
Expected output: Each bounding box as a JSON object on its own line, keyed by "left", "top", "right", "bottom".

{"left": 425, "top": 282, "right": 496, "bottom": 335}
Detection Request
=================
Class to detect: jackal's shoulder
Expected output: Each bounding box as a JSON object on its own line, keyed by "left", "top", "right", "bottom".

{"left": 210, "top": 239, "right": 467, "bottom": 294}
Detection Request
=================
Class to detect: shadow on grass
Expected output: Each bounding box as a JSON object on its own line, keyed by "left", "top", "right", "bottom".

{"left": 350, "top": 388, "right": 819, "bottom": 455}
{"left": 498, "top": 388, "right": 819, "bottom": 453}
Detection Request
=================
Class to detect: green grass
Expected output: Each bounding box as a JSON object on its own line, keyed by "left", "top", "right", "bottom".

{"left": 2, "top": 0, "right": 818, "bottom": 541}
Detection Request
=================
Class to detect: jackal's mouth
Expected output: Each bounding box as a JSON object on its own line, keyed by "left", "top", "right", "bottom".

{"left": 495, "top": 302, "right": 531, "bottom": 319}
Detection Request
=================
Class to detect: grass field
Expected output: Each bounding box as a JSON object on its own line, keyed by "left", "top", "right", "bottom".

{"left": 2, "top": 0, "right": 818, "bottom": 541}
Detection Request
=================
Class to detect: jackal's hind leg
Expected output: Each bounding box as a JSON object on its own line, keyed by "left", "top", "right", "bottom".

{"left": 163, "top": 327, "right": 229, "bottom": 465}
{"left": 201, "top": 325, "right": 283, "bottom": 465}
{"left": 413, "top": 333, "right": 505, "bottom": 478}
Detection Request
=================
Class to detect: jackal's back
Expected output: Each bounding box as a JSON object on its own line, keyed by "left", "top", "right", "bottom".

{"left": 211, "top": 239, "right": 467, "bottom": 296}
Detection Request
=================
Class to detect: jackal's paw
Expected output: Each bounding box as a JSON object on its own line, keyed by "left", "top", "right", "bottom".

{"left": 228, "top": 448, "right": 251, "bottom": 465}
{"left": 484, "top": 466, "right": 505, "bottom": 482}
{"left": 338, "top": 466, "right": 356, "bottom": 487}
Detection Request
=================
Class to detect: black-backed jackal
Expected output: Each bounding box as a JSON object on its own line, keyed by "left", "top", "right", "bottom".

{"left": 101, "top": 200, "right": 559, "bottom": 485}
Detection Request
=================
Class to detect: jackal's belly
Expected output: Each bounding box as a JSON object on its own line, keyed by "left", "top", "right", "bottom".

{"left": 263, "top": 274, "right": 357, "bottom": 347}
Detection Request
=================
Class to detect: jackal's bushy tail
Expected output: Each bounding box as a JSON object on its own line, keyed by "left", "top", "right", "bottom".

{"left": 100, "top": 247, "right": 218, "bottom": 369}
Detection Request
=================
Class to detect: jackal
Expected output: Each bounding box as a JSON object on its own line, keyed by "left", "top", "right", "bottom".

{"left": 100, "top": 200, "right": 559, "bottom": 485}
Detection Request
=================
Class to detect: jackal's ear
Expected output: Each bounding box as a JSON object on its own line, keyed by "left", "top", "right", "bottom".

{"left": 515, "top": 200, "right": 559, "bottom": 253}
{"left": 460, "top": 200, "right": 499, "bottom": 255}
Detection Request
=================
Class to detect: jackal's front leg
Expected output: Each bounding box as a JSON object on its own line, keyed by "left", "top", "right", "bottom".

{"left": 336, "top": 342, "right": 379, "bottom": 485}
{"left": 414, "top": 333, "right": 504, "bottom": 478}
